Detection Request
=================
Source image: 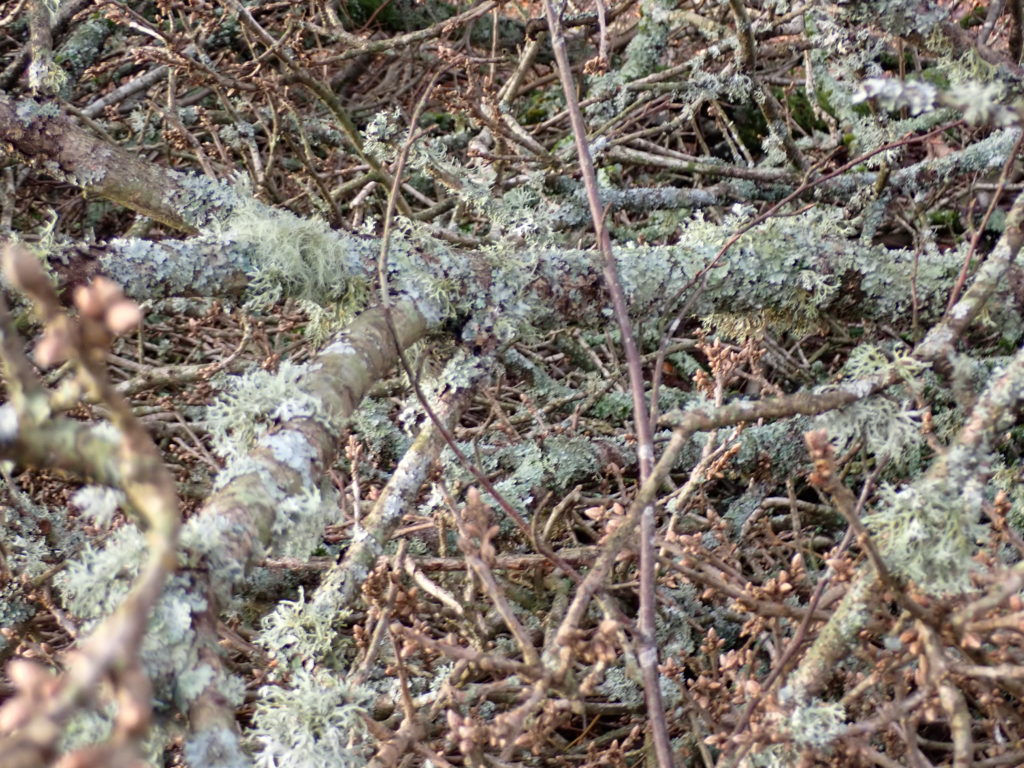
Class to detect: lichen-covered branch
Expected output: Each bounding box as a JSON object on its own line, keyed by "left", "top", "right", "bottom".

{"left": 784, "top": 315, "right": 1024, "bottom": 709}
{"left": 0, "top": 93, "right": 244, "bottom": 233}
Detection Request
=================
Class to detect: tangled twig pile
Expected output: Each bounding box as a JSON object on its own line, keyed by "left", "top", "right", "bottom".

{"left": 1, "top": 1, "right": 1024, "bottom": 767}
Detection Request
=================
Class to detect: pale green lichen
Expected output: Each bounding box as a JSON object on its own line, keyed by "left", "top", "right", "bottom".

{"left": 206, "top": 362, "right": 328, "bottom": 460}
{"left": 747, "top": 700, "right": 846, "bottom": 766}
{"left": 813, "top": 344, "right": 931, "bottom": 466}
{"left": 865, "top": 471, "right": 987, "bottom": 595}
{"left": 248, "top": 669, "right": 372, "bottom": 768}
{"left": 213, "top": 197, "right": 374, "bottom": 310}
{"left": 70, "top": 486, "right": 125, "bottom": 528}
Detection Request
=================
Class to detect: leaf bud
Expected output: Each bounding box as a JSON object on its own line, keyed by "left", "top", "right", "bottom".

{"left": 105, "top": 300, "right": 142, "bottom": 335}
{"left": 90, "top": 276, "right": 124, "bottom": 309}
{"left": 2, "top": 243, "right": 51, "bottom": 298}
{"left": 73, "top": 284, "right": 104, "bottom": 319}
{"left": 33, "top": 326, "right": 70, "bottom": 368}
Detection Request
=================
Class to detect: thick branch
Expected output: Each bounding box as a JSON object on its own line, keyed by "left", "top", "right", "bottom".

{"left": 0, "top": 93, "right": 245, "bottom": 233}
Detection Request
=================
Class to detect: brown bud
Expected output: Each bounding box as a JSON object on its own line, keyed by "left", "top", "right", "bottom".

{"left": 898, "top": 628, "right": 917, "bottom": 645}
{"left": 598, "top": 618, "right": 620, "bottom": 635}
{"left": 73, "top": 284, "right": 104, "bottom": 319}
{"left": 3, "top": 244, "right": 52, "bottom": 299}
{"left": 104, "top": 300, "right": 142, "bottom": 335}
{"left": 7, "top": 658, "right": 51, "bottom": 691}
{"left": 116, "top": 697, "right": 151, "bottom": 737}
{"left": 0, "top": 696, "right": 33, "bottom": 731}
{"left": 115, "top": 666, "right": 152, "bottom": 736}
{"left": 90, "top": 277, "right": 124, "bottom": 309}
{"left": 33, "top": 326, "right": 69, "bottom": 368}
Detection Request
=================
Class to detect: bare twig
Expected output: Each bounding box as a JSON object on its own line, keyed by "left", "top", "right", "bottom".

{"left": 0, "top": 247, "right": 179, "bottom": 768}
{"left": 540, "top": 1, "right": 670, "bottom": 764}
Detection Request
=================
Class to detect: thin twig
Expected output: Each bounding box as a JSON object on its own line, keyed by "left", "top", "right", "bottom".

{"left": 540, "top": 2, "right": 671, "bottom": 764}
